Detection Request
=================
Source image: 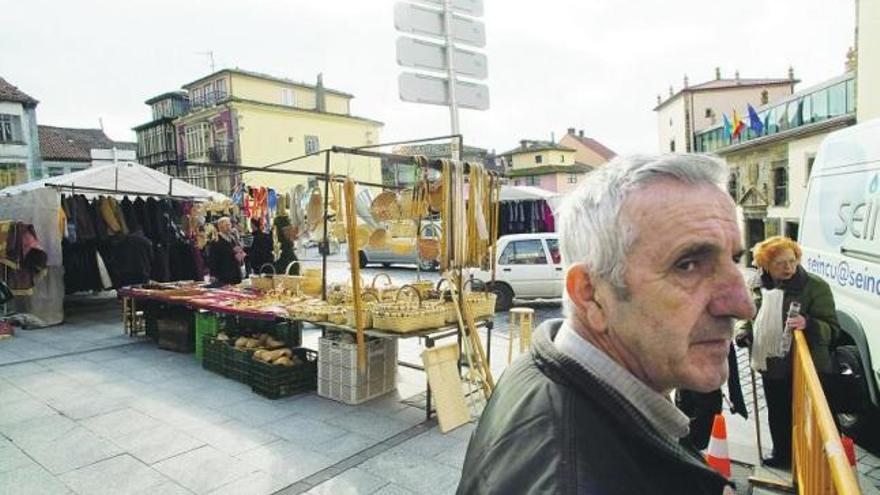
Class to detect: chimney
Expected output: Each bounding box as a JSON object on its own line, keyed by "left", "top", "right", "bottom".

{"left": 315, "top": 73, "right": 326, "bottom": 112}
{"left": 567, "top": 127, "right": 576, "bottom": 135}
{"left": 578, "top": 130, "right": 584, "bottom": 138}
{"left": 715, "top": 67, "right": 721, "bottom": 80}
{"left": 735, "top": 69, "right": 740, "bottom": 82}
{"left": 788, "top": 65, "right": 795, "bottom": 80}
{"left": 669, "top": 86, "right": 674, "bottom": 97}
{"left": 683, "top": 74, "right": 689, "bottom": 88}
{"left": 657, "top": 94, "right": 661, "bottom": 105}
{"left": 520, "top": 139, "right": 528, "bottom": 149}
{"left": 550, "top": 131, "right": 555, "bottom": 143}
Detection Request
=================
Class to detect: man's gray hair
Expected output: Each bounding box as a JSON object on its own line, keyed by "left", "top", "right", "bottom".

{"left": 557, "top": 154, "right": 728, "bottom": 312}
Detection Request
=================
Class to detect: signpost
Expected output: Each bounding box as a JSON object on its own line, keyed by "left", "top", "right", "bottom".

{"left": 394, "top": 0, "right": 488, "bottom": 160}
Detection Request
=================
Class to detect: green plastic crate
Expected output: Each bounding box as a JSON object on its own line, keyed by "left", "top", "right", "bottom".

{"left": 250, "top": 348, "right": 317, "bottom": 400}
{"left": 194, "top": 311, "right": 221, "bottom": 361}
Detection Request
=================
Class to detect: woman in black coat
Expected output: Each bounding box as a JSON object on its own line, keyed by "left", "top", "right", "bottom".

{"left": 207, "top": 217, "right": 244, "bottom": 285}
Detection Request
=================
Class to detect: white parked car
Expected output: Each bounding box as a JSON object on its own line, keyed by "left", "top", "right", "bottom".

{"left": 471, "top": 233, "right": 563, "bottom": 311}
{"left": 358, "top": 222, "right": 441, "bottom": 271}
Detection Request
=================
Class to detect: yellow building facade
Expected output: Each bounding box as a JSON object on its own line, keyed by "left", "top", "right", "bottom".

{"left": 169, "top": 69, "right": 383, "bottom": 194}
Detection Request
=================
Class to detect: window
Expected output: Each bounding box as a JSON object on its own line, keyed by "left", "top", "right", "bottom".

{"left": 801, "top": 95, "right": 813, "bottom": 124}
{"left": 498, "top": 240, "right": 548, "bottom": 265}
{"left": 534, "top": 155, "right": 543, "bottom": 164}
{"left": 669, "top": 139, "right": 675, "bottom": 152}
{"left": 806, "top": 156, "right": 816, "bottom": 184}
{"left": 214, "top": 78, "right": 227, "bottom": 99}
{"left": 281, "top": 88, "right": 295, "bottom": 106}
{"left": 567, "top": 173, "right": 578, "bottom": 184}
{"left": 828, "top": 82, "right": 846, "bottom": 117}
{"left": 704, "top": 108, "right": 713, "bottom": 118}
{"left": 761, "top": 90, "right": 769, "bottom": 105}
{"left": 787, "top": 100, "right": 801, "bottom": 129}
{"left": 773, "top": 166, "right": 788, "bottom": 206}
{"left": 47, "top": 166, "right": 65, "bottom": 177}
{"left": 0, "top": 114, "right": 23, "bottom": 142}
{"left": 811, "top": 89, "right": 829, "bottom": 121}
{"left": 560, "top": 155, "right": 565, "bottom": 163}
{"left": 728, "top": 174, "right": 738, "bottom": 199}
{"left": 846, "top": 78, "right": 856, "bottom": 114}
{"left": 0, "top": 163, "right": 26, "bottom": 187}
{"left": 546, "top": 238, "right": 561, "bottom": 264}
{"left": 526, "top": 176, "right": 540, "bottom": 186}
{"left": 304, "top": 135, "right": 320, "bottom": 154}
{"left": 185, "top": 123, "right": 211, "bottom": 160}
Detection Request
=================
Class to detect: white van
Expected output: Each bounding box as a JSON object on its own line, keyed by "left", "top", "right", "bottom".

{"left": 800, "top": 118, "right": 880, "bottom": 437}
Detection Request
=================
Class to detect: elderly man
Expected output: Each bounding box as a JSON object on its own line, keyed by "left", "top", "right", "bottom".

{"left": 457, "top": 155, "right": 755, "bottom": 494}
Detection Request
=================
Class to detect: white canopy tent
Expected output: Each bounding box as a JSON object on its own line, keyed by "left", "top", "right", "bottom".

{"left": 1, "top": 161, "right": 227, "bottom": 202}
{"left": 0, "top": 162, "right": 226, "bottom": 325}
{"left": 499, "top": 185, "right": 563, "bottom": 210}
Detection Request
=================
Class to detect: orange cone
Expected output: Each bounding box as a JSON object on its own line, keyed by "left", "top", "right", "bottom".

{"left": 705, "top": 414, "right": 731, "bottom": 478}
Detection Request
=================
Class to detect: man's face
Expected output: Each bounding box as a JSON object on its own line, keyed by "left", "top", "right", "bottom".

{"left": 600, "top": 181, "right": 755, "bottom": 393}
{"left": 218, "top": 220, "right": 231, "bottom": 234}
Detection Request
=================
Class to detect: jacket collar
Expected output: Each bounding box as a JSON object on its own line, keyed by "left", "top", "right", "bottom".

{"left": 531, "top": 319, "right": 727, "bottom": 485}
{"left": 760, "top": 264, "right": 808, "bottom": 293}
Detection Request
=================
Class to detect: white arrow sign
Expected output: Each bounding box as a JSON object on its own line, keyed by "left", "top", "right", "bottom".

{"left": 396, "top": 37, "right": 488, "bottom": 80}
{"left": 394, "top": 2, "right": 486, "bottom": 48}
{"left": 399, "top": 72, "right": 489, "bottom": 111}
{"left": 413, "top": 0, "right": 483, "bottom": 17}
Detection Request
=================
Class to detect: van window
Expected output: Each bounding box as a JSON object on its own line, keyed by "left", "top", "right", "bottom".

{"left": 499, "top": 240, "right": 548, "bottom": 265}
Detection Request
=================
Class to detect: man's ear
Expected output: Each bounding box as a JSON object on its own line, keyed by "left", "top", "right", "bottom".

{"left": 566, "top": 263, "right": 609, "bottom": 333}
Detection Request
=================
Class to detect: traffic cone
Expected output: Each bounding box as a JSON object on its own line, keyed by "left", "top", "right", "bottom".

{"left": 705, "top": 414, "right": 731, "bottom": 479}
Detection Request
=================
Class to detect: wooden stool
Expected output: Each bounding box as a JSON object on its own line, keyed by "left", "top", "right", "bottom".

{"left": 508, "top": 307, "right": 535, "bottom": 363}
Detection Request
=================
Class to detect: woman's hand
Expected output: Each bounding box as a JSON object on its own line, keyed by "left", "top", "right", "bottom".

{"left": 786, "top": 314, "right": 807, "bottom": 330}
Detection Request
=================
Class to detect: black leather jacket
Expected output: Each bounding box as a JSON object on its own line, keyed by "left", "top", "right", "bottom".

{"left": 457, "top": 320, "right": 730, "bottom": 494}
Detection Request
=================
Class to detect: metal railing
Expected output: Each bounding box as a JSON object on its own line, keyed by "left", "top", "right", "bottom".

{"left": 792, "top": 329, "right": 861, "bottom": 494}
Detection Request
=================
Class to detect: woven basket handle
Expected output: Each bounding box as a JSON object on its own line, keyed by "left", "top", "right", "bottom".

{"left": 284, "top": 261, "right": 300, "bottom": 276}
{"left": 371, "top": 273, "right": 392, "bottom": 288}
{"left": 259, "top": 263, "right": 276, "bottom": 276}
{"left": 360, "top": 291, "right": 379, "bottom": 303}
{"left": 463, "top": 278, "right": 489, "bottom": 297}
{"left": 395, "top": 284, "right": 422, "bottom": 306}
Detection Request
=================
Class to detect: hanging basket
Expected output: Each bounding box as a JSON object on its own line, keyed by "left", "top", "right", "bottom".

{"left": 418, "top": 238, "right": 440, "bottom": 261}
{"left": 370, "top": 191, "right": 400, "bottom": 221}
{"left": 300, "top": 267, "right": 323, "bottom": 296}
{"left": 368, "top": 228, "right": 388, "bottom": 249}
{"left": 306, "top": 188, "right": 323, "bottom": 229}
{"left": 355, "top": 224, "right": 373, "bottom": 250}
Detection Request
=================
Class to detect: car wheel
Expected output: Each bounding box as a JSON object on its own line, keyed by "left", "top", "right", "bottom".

{"left": 358, "top": 251, "right": 368, "bottom": 269}
{"left": 489, "top": 282, "right": 514, "bottom": 312}
{"left": 834, "top": 345, "right": 880, "bottom": 445}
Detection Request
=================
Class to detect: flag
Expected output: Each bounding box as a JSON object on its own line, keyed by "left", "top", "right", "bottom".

{"left": 748, "top": 104, "right": 764, "bottom": 135}
{"left": 732, "top": 109, "right": 745, "bottom": 139}
{"left": 723, "top": 113, "right": 732, "bottom": 141}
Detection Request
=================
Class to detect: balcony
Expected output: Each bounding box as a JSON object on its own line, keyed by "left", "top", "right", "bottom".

{"left": 209, "top": 143, "right": 234, "bottom": 163}
{"left": 188, "top": 89, "right": 228, "bottom": 112}
{"left": 695, "top": 74, "right": 855, "bottom": 154}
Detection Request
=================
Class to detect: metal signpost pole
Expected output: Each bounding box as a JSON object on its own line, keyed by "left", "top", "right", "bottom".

{"left": 443, "top": 0, "right": 461, "bottom": 161}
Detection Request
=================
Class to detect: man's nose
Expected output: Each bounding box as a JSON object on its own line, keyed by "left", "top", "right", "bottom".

{"left": 709, "top": 265, "right": 756, "bottom": 320}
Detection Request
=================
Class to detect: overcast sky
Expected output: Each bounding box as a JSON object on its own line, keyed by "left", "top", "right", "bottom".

{"left": 1, "top": 0, "right": 855, "bottom": 157}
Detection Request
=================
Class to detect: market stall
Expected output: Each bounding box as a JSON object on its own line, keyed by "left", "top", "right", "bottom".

{"left": 0, "top": 162, "right": 226, "bottom": 325}
{"left": 497, "top": 185, "right": 560, "bottom": 236}
{"left": 117, "top": 139, "right": 502, "bottom": 418}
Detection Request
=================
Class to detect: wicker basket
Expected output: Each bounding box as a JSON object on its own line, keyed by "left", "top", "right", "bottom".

{"left": 345, "top": 292, "right": 379, "bottom": 328}
{"left": 364, "top": 273, "right": 398, "bottom": 302}
{"left": 355, "top": 224, "right": 373, "bottom": 249}
{"left": 463, "top": 279, "right": 497, "bottom": 319}
{"left": 387, "top": 220, "right": 417, "bottom": 238}
{"left": 368, "top": 228, "right": 388, "bottom": 249}
{"left": 249, "top": 263, "right": 277, "bottom": 292}
{"left": 372, "top": 285, "right": 446, "bottom": 333}
{"left": 370, "top": 191, "right": 400, "bottom": 221}
{"left": 418, "top": 238, "right": 440, "bottom": 261}
{"left": 277, "top": 261, "right": 303, "bottom": 292}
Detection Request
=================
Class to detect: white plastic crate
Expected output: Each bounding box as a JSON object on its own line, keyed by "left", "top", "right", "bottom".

{"left": 317, "top": 334, "right": 397, "bottom": 404}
